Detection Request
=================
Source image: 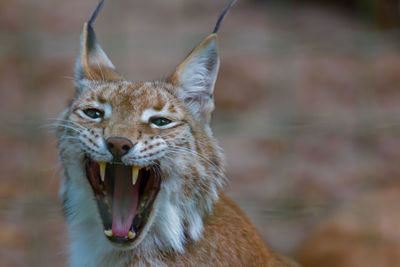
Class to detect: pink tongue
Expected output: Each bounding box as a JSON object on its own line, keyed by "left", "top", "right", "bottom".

{"left": 112, "top": 165, "right": 139, "bottom": 237}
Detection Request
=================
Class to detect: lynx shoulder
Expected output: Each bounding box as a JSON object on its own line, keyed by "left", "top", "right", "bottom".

{"left": 57, "top": 1, "right": 297, "bottom": 266}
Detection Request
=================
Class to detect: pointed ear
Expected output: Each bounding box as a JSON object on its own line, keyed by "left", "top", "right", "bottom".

{"left": 75, "top": 22, "right": 123, "bottom": 81}
{"left": 171, "top": 34, "right": 220, "bottom": 123}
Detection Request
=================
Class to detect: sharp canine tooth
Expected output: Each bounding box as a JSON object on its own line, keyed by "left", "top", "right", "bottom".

{"left": 128, "top": 231, "right": 136, "bottom": 239}
{"left": 99, "top": 162, "right": 106, "bottom": 182}
{"left": 104, "top": 229, "right": 113, "bottom": 237}
{"left": 132, "top": 166, "right": 140, "bottom": 185}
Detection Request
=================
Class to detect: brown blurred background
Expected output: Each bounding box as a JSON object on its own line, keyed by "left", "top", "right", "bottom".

{"left": 1, "top": 0, "right": 400, "bottom": 266}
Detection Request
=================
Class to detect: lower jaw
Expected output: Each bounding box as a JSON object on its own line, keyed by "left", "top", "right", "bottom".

{"left": 103, "top": 194, "right": 159, "bottom": 247}
{"left": 105, "top": 195, "right": 161, "bottom": 250}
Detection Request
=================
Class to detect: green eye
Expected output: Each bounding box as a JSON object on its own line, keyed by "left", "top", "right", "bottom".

{"left": 150, "top": 117, "right": 172, "bottom": 127}
{"left": 83, "top": 108, "right": 104, "bottom": 119}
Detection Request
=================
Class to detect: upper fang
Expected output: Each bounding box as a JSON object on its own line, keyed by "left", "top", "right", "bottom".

{"left": 99, "top": 162, "right": 106, "bottom": 182}
{"left": 132, "top": 166, "right": 140, "bottom": 185}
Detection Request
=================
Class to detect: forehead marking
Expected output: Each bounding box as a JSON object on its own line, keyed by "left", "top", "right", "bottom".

{"left": 119, "top": 81, "right": 137, "bottom": 94}
{"left": 99, "top": 83, "right": 120, "bottom": 99}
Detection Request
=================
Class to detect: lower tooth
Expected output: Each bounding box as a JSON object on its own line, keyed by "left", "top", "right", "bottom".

{"left": 104, "top": 229, "right": 113, "bottom": 237}
{"left": 128, "top": 231, "right": 136, "bottom": 239}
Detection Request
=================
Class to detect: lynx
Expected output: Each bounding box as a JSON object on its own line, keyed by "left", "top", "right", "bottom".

{"left": 57, "top": 0, "right": 297, "bottom": 266}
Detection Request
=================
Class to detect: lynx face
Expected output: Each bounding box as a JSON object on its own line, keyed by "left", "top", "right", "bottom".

{"left": 69, "top": 81, "right": 187, "bottom": 167}
{"left": 57, "top": 0, "right": 225, "bottom": 257}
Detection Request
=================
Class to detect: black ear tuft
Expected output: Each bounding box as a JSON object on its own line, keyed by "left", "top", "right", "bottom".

{"left": 88, "top": 0, "right": 106, "bottom": 28}
{"left": 212, "top": 0, "right": 238, "bottom": 34}
{"left": 86, "top": 0, "right": 106, "bottom": 51}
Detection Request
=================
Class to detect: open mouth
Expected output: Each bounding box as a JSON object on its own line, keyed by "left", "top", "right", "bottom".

{"left": 85, "top": 156, "right": 161, "bottom": 245}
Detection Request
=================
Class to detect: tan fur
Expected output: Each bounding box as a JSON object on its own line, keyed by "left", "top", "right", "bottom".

{"left": 143, "top": 193, "right": 298, "bottom": 266}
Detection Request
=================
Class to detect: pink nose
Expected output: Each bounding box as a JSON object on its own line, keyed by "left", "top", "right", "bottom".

{"left": 106, "top": 137, "right": 133, "bottom": 157}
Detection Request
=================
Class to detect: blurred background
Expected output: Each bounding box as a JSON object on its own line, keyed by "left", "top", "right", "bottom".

{"left": 1, "top": 0, "right": 400, "bottom": 266}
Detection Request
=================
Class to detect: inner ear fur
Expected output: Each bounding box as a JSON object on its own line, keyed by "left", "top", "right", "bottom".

{"left": 170, "top": 34, "right": 220, "bottom": 124}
